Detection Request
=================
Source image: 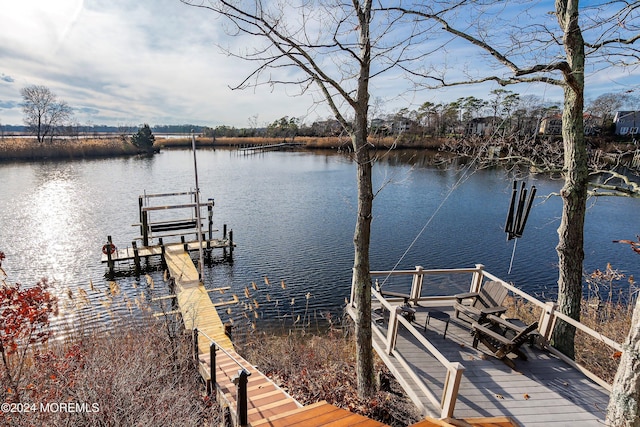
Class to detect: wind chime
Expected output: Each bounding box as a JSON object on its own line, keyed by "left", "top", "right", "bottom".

{"left": 504, "top": 180, "right": 536, "bottom": 274}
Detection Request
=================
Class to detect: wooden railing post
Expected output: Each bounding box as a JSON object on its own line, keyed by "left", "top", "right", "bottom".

{"left": 234, "top": 369, "right": 250, "bottom": 427}
{"left": 470, "top": 264, "right": 485, "bottom": 293}
{"left": 538, "top": 301, "right": 558, "bottom": 344}
{"left": 132, "top": 241, "right": 140, "bottom": 275}
{"left": 208, "top": 342, "right": 216, "bottom": 396}
{"left": 386, "top": 307, "right": 401, "bottom": 354}
{"left": 142, "top": 210, "right": 149, "bottom": 246}
{"left": 193, "top": 328, "right": 199, "bottom": 362}
{"left": 410, "top": 266, "right": 424, "bottom": 304}
{"left": 441, "top": 362, "right": 464, "bottom": 418}
{"left": 207, "top": 201, "right": 214, "bottom": 241}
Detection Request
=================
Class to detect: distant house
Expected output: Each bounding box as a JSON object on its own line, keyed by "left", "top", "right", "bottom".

{"left": 311, "top": 119, "right": 342, "bottom": 136}
{"left": 370, "top": 118, "right": 390, "bottom": 134}
{"left": 390, "top": 118, "right": 414, "bottom": 134}
{"left": 538, "top": 113, "right": 602, "bottom": 136}
{"left": 538, "top": 114, "right": 563, "bottom": 135}
{"left": 465, "top": 117, "right": 496, "bottom": 136}
{"left": 613, "top": 111, "right": 640, "bottom": 135}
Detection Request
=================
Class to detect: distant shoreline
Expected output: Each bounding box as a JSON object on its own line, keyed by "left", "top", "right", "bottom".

{"left": 0, "top": 135, "right": 445, "bottom": 161}
{"left": 0, "top": 134, "right": 634, "bottom": 162}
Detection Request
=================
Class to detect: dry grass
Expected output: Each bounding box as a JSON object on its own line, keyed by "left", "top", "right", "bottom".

{"left": 0, "top": 137, "right": 144, "bottom": 160}
{"left": 236, "top": 327, "right": 422, "bottom": 427}
{"left": 0, "top": 318, "right": 222, "bottom": 427}
{"left": 505, "top": 295, "right": 632, "bottom": 384}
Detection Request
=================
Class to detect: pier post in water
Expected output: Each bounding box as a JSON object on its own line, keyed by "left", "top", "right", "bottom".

{"left": 132, "top": 241, "right": 141, "bottom": 276}
{"left": 142, "top": 210, "right": 149, "bottom": 247}
{"left": 159, "top": 238, "right": 166, "bottom": 269}
{"left": 207, "top": 201, "right": 214, "bottom": 241}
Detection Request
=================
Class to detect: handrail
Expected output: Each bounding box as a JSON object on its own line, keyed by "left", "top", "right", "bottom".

{"left": 197, "top": 329, "right": 249, "bottom": 372}
{"left": 482, "top": 271, "right": 623, "bottom": 352}
{"left": 371, "top": 267, "right": 480, "bottom": 276}
{"left": 194, "top": 328, "right": 251, "bottom": 427}
{"left": 370, "top": 286, "right": 464, "bottom": 418}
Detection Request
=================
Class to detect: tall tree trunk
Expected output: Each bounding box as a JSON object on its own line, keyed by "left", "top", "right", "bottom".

{"left": 552, "top": 0, "right": 588, "bottom": 358}
{"left": 351, "top": 0, "right": 376, "bottom": 398}
{"left": 606, "top": 296, "right": 640, "bottom": 426}
{"left": 352, "top": 127, "right": 376, "bottom": 398}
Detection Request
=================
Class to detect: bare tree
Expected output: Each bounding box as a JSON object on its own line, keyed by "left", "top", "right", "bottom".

{"left": 392, "top": 0, "right": 639, "bottom": 358}
{"left": 178, "top": 0, "right": 422, "bottom": 398}
{"left": 20, "top": 85, "right": 73, "bottom": 143}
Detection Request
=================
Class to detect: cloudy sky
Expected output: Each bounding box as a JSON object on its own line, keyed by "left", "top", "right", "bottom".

{"left": 0, "top": 0, "right": 637, "bottom": 128}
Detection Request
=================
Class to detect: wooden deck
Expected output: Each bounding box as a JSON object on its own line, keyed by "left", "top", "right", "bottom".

{"left": 369, "top": 303, "right": 610, "bottom": 426}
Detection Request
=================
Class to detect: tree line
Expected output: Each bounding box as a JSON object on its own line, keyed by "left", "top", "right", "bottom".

{"left": 14, "top": 84, "right": 638, "bottom": 143}
{"left": 207, "top": 90, "right": 638, "bottom": 139}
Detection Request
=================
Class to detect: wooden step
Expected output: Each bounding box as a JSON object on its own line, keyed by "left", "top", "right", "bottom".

{"left": 251, "top": 401, "right": 388, "bottom": 427}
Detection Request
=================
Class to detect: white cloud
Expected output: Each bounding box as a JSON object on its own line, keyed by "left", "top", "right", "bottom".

{"left": 0, "top": 1, "right": 636, "bottom": 128}
{"left": 0, "top": 0, "right": 321, "bottom": 127}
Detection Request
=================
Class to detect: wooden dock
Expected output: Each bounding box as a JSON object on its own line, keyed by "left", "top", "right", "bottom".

{"left": 100, "top": 239, "right": 232, "bottom": 265}
{"left": 238, "top": 142, "right": 303, "bottom": 154}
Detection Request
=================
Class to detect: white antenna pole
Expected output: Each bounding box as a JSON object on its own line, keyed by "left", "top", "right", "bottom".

{"left": 191, "top": 130, "right": 205, "bottom": 282}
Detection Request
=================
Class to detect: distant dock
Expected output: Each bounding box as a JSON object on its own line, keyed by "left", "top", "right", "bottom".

{"left": 237, "top": 142, "right": 304, "bottom": 154}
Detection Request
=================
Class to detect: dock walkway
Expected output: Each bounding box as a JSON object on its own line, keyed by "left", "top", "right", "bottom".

{"left": 166, "top": 247, "right": 391, "bottom": 426}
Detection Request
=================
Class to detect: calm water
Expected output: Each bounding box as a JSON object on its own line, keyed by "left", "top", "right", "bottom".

{"left": 0, "top": 148, "right": 638, "bottom": 329}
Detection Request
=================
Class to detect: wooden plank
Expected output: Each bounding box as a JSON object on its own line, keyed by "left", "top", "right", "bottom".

{"left": 251, "top": 401, "right": 330, "bottom": 426}
{"left": 258, "top": 402, "right": 342, "bottom": 426}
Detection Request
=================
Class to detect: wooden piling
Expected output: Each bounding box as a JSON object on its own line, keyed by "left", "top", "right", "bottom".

{"left": 159, "top": 238, "right": 166, "bottom": 269}
{"left": 132, "top": 241, "right": 141, "bottom": 275}
{"left": 142, "top": 210, "right": 149, "bottom": 246}
{"left": 208, "top": 203, "right": 213, "bottom": 240}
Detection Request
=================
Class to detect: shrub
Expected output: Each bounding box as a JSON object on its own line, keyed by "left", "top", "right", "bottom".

{"left": 131, "top": 124, "right": 155, "bottom": 150}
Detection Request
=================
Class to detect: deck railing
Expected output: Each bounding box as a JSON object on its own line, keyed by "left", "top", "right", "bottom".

{"left": 481, "top": 270, "right": 621, "bottom": 391}
{"left": 369, "top": 286, "right": 464, "bottom": 418}
{"left": 194, "top": 328, "right": 251, "bottom": 427}
{"left": 351, "top": 264, "right": 623, "bottom": 417}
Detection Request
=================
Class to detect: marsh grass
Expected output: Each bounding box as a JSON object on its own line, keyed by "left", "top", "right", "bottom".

{"left": 0, "top": 319, "right": 222, "bottom": 426}
{"left": 0, "top": 137, "right": 145, "bottom": 161}
{"left": 236, "top": 326, "right": 422, "bottom": 427}
{"left": 155, "top": 135, "right": 445, "bottom": 150}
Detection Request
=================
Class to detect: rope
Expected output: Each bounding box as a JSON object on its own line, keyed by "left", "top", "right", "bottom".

{"left": 379, "top": 155, "right": 480, "bottom": 288}
{"left": 508, "top": 238, "right": 518, "bottom": 274}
